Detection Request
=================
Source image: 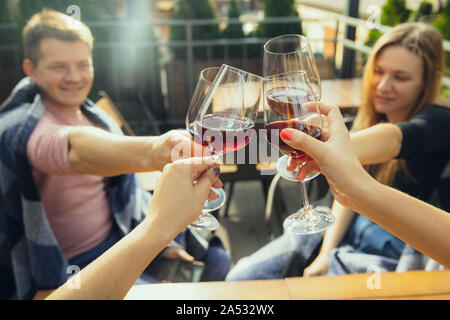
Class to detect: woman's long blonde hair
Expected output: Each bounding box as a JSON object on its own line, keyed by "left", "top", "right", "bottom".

{"left": 352, "top": 22, "right": 445, "bottom": 185}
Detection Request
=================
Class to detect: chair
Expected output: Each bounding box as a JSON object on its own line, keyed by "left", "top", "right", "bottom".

{"left": 218, "top": 162, "right": 274, "bottom": 219}
{"left": 264, "top": 172, "right": 285, "bottom": 238}
{"left": 96, "top": 90, "right": 136, "bottom": 136}
{"left": 95, "top": 91, "right": 160, "bottom": 191}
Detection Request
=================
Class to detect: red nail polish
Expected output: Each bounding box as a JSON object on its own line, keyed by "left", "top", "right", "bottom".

{"left": 281, "top": 130, "right": 293, "bottom": 140}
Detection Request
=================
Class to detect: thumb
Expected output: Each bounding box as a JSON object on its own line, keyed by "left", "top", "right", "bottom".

{"left": 174, "top": 248, "right": 195, "bottom": 262}
{"left": 281, "top": 129, "right": 325, "bottom": 164}
{"left": 162, "top": 246, "right": 195, "bottom": 262}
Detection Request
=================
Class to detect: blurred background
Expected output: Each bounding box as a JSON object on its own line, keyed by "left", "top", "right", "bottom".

{"left": 0, "top": 0, "right": 449, "bottom": 135}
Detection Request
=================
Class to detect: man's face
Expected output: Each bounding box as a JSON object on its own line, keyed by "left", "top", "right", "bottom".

{"left": 25, "top": 38, "right": 94, "bottom": 110}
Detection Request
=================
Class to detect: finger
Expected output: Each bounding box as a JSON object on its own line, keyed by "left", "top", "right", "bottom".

{"left": 191, "top": 141, "right": 210, "bottom": 158}
{"left": 281, "top": 129, "right": 326, "bottom": 164}
{"left": 176, "top": 249, "right": 195, "bottom": 262}
{"left": 212, "top": 177, "right": 223, "bottom": 189}
{"left": 303, "top": 268, "right": 312, "bottom": 277}
{"left": 176, "top": 157, "right": 218, "bottom": 181}
{"left": 208, "top": 188, "right": 219, "bottom": 200}
{"left": 175, "top": 129, "right": 191, "bottom": 139}
{"left": 194, "top": 166, "right": 221, "bottom": 197}
{"left": 302, "top": 102, "right": 347, "bottom": 135}
{"left": 302, "top": 101, "right": 337, "bottom": 116}
{"left": 170, "top": 138, "right": 197, "bottom": 162}
{"left": 286, "top": 157, "right": 298, "bottom": 171}
{"left": 161, "top": 246, "right": 194, "bottom": 261}
{"left": 296, "top": 160, "right": 320, "bottom": 181}
{"left": 286, "top": 155, "right": 306, "bottom": 171}
{"left": 171, "top": 130, "right": 209, "bottom": 159}
{"left": 305, "top": 272, "right": 319, "bottom": 277}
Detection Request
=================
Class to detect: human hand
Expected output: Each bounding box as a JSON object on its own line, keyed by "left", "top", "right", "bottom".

{"left": 161, "top": 246, "right": 194, "bottom": 262}
{"left": 280, "top": 102, "right": 373, "bottom": 208}
{"left": 303, "top": 253, "right": 330, "bottom": 277}
{"left": 151, "top": 129, "right": 209, "bottom": 171}
{"left": 146, "top": 157, "right": 221, "bottom": 235}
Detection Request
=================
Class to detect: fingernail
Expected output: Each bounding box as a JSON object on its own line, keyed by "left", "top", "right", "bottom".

{"left": 281, "top": 130, "right": 293, "bottom": 140}
{"left": 213, "top": 166, "right": 220, "bottom": 176}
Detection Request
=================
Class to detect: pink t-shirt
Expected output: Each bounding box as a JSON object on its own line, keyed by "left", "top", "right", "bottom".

{"left": 27, "top": 100, "right": 113, "bottom": 260}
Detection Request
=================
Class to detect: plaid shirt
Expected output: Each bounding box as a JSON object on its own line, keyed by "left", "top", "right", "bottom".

{"left": 0, "top": 78, "right": 151, "bottom": 299}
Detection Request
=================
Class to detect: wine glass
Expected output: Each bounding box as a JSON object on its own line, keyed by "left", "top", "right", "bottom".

{"left": 263, "top": 34, "right": 322, "bottom": 182}
{"left": 186, "top": 64, "right": 262, "bottom": 231}
{"left": 263, "top": 71, "right": 335, "bottom": 234}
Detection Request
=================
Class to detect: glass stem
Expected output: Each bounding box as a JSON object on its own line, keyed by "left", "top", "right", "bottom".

{"left": 300, "top": 181, "right": 311, "bottom": 213}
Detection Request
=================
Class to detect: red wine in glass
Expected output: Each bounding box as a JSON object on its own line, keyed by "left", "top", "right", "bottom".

{"left": 189, "top": 114, "right": 255, "bottom": 154}
{"left": 266, "top": 120, "right": 321, "bottom": 158}
{"left": 265, "top": 87, "right": 321, "bottom": 158}
{"left": 266, "top": 87, "right": 310, "bottom": 118}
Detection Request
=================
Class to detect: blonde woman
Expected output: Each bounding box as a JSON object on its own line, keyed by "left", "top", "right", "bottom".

{"left": 303, "top": 22, "right": 449, "bottom": 277}
{"left": 226, "top": 22, "right": 450, "bottom": 281}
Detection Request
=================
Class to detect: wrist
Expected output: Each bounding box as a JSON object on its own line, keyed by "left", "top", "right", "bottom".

{"left": 143, "top": 203, "right": 184, "bottom": 242}
{"left": 316, "top": 249, "right": 332, "bottom": 260}
{"left": 139, "top": 136, "right": 160, "bottom": 171}
{"left": 147, "top": 136, "right": 166, "bottom": 171}
{"left": 345, "top": 171, "right": 382, "bottom": 213}
{"left": 317, "top": 238, "right": 337, "bottom": 258}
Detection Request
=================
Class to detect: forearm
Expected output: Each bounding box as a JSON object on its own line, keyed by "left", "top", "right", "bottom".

{"left": 68, "top": 127, "right": 160, "bottom": 176}
{"left": 45, "top": 216, "right": 176, "bottom": 300}
{"left": 348, "top": 178, "right": 450, "bottom": 269}
{"left": 350, "top": 123, "right": 402, "bottom": 165}
{"left": 318, "top": 200, "right": 355, "bottom": 256}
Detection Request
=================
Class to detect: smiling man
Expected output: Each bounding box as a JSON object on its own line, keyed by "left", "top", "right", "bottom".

{"left": 22, "top": 12, "right": 95, "bottom": 112}
{"left": 0, "top": 9, "right": 230, "bottom": 300}
{"left": 23, "top": 38, "right": 93, "bottom": 112}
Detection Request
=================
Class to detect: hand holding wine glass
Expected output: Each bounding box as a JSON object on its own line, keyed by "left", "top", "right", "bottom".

{"left": 186, "top": 64, "right": 262, "bottom": 230}
{"left": 263, "top": 34, "right": 322, "bottom": 182}
{"left": 263, "top": 71, "right": 334, "bottom": 234}
{"left": 279, "top": 101, "right": 372, "bottom": 209}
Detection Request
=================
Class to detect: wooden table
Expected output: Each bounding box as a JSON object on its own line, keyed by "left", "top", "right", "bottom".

{"left": 321, "top": 78, "right": 361, "bottom": 109}
{"left": 124, "top": 270, "right": 450, "bottom": 300}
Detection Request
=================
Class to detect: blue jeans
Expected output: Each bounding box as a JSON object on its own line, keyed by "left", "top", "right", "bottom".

{"left": 145, "top": 229, "right": 232, "bottom": 282}
{"left": 344, "top": 215, "right": 405, "bottom": 260}
{"left": 226, "top": 215, "right": 405, "bottom": 281}
{"left": 226, "top": 232, "right": 323, "bottom": 281}
{"left": 69, "top": 226, "right": 231, "bottom": 284}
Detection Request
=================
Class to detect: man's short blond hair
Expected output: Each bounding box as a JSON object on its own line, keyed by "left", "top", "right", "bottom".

{"left": 23, "top": 8, "right": 94, "bottom": 65}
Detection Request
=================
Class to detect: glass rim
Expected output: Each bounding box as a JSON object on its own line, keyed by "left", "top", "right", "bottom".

{"left": 263, "top": 34, "right": 310, "bottom": 55}
{"left": 199, "top": 66, "right": 243, "bottom": 86}
{"left": 199, "top": 65, "right": 263, "bottom": 84}
{"left": 263, "top": 70, "right": 308, "bottom": 82}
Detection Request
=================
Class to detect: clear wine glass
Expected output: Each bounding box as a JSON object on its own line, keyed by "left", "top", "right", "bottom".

{"left": 186, "top": 64, "right": 262, "bottom": 231}
{"left": 263, "top": 71, "right": 335, "bottom": 234}
{"left": 263, "top": 34, "right": 322, "bottom": 182}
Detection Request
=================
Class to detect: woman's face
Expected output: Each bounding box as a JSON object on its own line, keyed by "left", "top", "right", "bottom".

{"left": 371, "top": 45, "right": 424, "bottom": 123}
